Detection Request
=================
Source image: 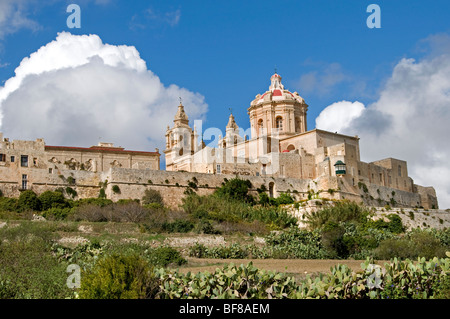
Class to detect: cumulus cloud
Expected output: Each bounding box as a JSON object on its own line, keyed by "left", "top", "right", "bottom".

{"left": 315, "top": 37, "right": 450, "bottom": 208}
{"left": 315, "top": 101, "right": 365, "bottom": 133}
{"left": 0, "top": 32, "right": 208, "bottom": 152}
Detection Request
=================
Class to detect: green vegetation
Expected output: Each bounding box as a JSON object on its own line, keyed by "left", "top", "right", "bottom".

{"left": 189, "top": 201, "right": 450, "bottom": 261}
{"left": 18, "top": 190, "right": 41, "bottom": 211}
{"left": 111, "top": 185, "right": 121, "bottom": 194}
{"left": 157, "top": 257, "right": 450, "bottom": 299}
{"left": 0, "top": 181, "right": 449, "bottom": 299}
{"left": 142, "top": 189, "right": 164, "bottom": 206}
{"left": 78, "top": 254, "right": 159, "bottom": 299}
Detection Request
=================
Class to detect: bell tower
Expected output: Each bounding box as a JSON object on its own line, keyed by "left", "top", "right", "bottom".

{"left": 164, "top": 100, "right": 199, "bottom": 171}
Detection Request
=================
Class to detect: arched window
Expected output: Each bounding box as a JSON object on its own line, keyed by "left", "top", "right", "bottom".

{"left": 258, "top": 119, "right": 264, "bottom": 135}
{"left": 295, "top": 117, "right": 301, "bottom": 132}
{"left": 276, "top": 116, "right": 283, "bottom": 131}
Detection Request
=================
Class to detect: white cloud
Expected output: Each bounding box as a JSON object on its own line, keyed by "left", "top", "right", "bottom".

{"left": 0, "top": 0, "right": 39, "bottom": 39}
{"left": 315, "top": 101, "right": 364, "bottom": 133}
{"left": 315, "top": 38, "right": 450, "bottom": 208}
{"left": 0, "top": 32, "right": 208, "bottom": 152}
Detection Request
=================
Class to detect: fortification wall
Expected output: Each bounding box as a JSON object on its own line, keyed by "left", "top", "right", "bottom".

{"left": 105, "top": 168, "right": 315, "bottom": 208}
{"left": 0, "top": 164, "right": 433, "bottom": 210}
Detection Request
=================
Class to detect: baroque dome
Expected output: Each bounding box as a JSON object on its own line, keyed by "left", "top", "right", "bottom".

{"left": 251, "top": 73, "right": 305, "bottom": 106}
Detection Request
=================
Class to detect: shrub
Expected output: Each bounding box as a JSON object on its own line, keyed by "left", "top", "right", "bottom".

{"left": 41, "top": 207, "right": 73, "bottom": 220}
{"left": 38, "top": 191, "right": 68, "bottom": 211}
{"left": 358, "top": 182, "right": 368, "bottom": 193}
{"left": 0, "top": 223, "right": 72, "bottom": 298}
{"left": 142, "top": 189, "right": 164, "bottom": 206}
{"left": 0, "top": 197, "right": 18, "bottom": 212}
{"left": 112, "top": 185, "right": 121, "bottom": 194}
{"left": 98, "top": 188, "right": 106, "bottom": 199}
{"left": 78, "top": 254, "right": 159, "bottom": 299}
{"left": 65, "top": 187, "right": 78, "bottom": 198}
{"left": 215, "top": 177, "right": 253, "bottom": 203}
{"left": 274, "top": 193, "right": 294, "bottom": 206}
{"left": 75, "top": 198, "right": 113, "bottom": 207}
{"left": 305, "top": 200, "right": 372, "bottom": 230}
{"left": 72, "top": 204, "right": 108, "bottom": 222}
{"left": 195, "top": 219, "right": 220, "bottom": 234}
{"left": 18, "top": 190, "right": 41, "bottom": 211}
{"left": 149, "top": 247, "right": 187, "bottom": 267}
{"left": 162, "top": 220, "right": 194, "bottom": 233}
{"left": 182, "top": 192, "right": 296, "bottom": 231}
{"left": 368, "top": 214, "right": 405, "bottom": 234}
{"left": 258, "top": 192, "right": 270, "bottom": 205}
{"left": 374, "top": 231, "right": 447, "bottom": 260}
{"left": 386, "top": 214, "right": 405, "bottom": 233}
{"left": 321, "top": 222, "right": 348, "bottom": 258}
{"left": 114, "top": 202, "right": 149, "bottom": 223}
{"left": 67, "top": 176, "right": 76, "bottom": 185}
{"left": 187, "top": 181, "right": 198, "bottom": 190}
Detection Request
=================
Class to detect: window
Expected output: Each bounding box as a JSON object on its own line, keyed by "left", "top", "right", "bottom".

{"left": 276, "top": 117, "right": 283, "bottom": 131}
{"left": 21, "top": 155, "right": 28, "bottom": 167}
{"left": 33, "top": 158, "right": 37, "bottom": 166}
{"left": 49, "top": 168, "right": 53, "bottom": 174}
{"left": 258, "top": 119, "right": 264, "bottom": 135}
{"left": 10, "top": 156, "right": 15, "bottom": 162}
{"left": 216, "top": 164, "right": 221, "bottom": 174}
{"left": 295, "top": 117, "right": 301, "bottom": 132}
{"left": 0, "top": 154, "right": 5, "bottom": 162}
{"left": 22, "top": 174, "right": 28, "bottom": 190}
{"left": 398, "top": 165, "right": 402, "bottom": 177}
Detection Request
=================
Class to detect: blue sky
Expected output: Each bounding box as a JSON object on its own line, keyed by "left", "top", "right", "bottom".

{"left": 1, "top": 0, "right": 449, "bottom": 130}
{"left": 1, "top": 0, "right": 450, "bottom": 207}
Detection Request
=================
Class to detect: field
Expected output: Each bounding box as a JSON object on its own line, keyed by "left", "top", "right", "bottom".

{"left": 180, "top": 257, "right": 386, "bottom": 277}
{"left": 0, "top": 184, "right": 449, "bottom": 299}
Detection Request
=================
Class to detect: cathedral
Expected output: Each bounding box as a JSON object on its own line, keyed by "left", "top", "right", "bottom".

{"left": 164, "top": 72, "right": 439, "bottom": 209}
{"left": 0, "top": 72, "right": 438, "bottom": 209}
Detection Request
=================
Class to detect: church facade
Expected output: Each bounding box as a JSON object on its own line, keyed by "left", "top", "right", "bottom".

{"left": 164, "top": 73, "right": 439, "bottom": 209}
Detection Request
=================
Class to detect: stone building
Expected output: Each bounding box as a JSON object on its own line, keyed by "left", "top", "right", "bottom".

{"left": 0, "top": 132, "right": 160, "bottom": 197}
{"left": 164, "top": 72, "right": 439, "bottom": 209}
{"left": 0, "top": 72, "right": 439, "bottom": 210}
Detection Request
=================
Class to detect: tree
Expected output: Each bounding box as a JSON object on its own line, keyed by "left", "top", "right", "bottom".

{"left": 142, "top": 189, "right": 163, "bottom": 206}
{"left": 38, "top": 191, "right": 68, "bottom": 211}
{"left": 18, "top": 190, "right": 41, "bottom": 211}
{"left": 215, "top": 178, "right": 254, "bottom": 203}
{"left": 78, "top": 254, "right": 159, "bottom": 299}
